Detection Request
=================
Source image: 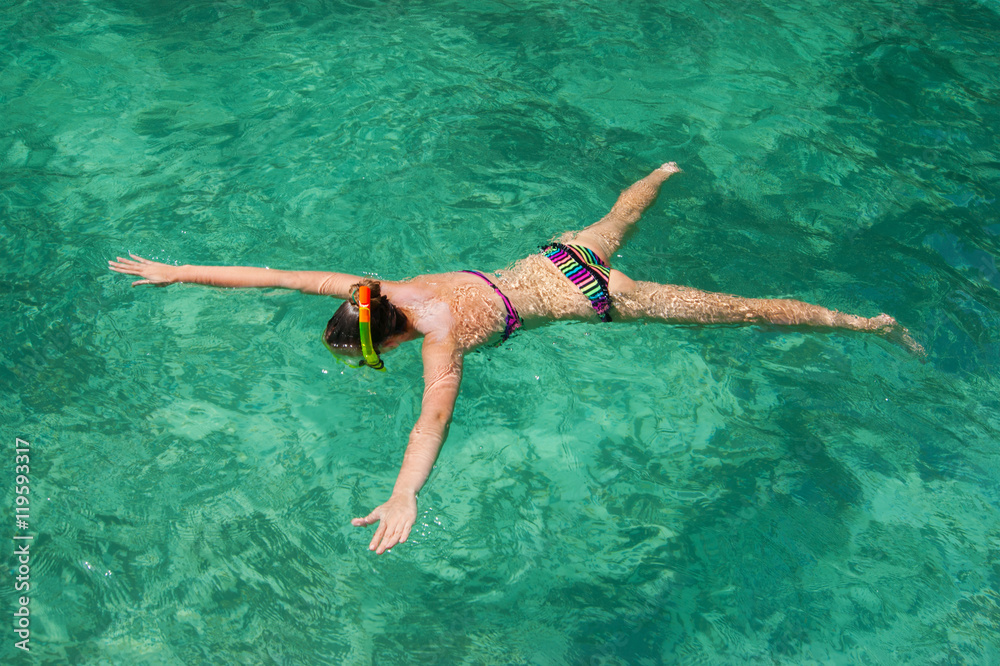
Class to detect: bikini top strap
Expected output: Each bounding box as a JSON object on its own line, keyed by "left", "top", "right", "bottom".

{"left": 461, "top": 270, "right": 523, "bottom": 342}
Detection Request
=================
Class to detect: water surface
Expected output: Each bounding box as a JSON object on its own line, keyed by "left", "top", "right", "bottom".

{"left": 2, "top": 0, "right": 999, "bottom": 663}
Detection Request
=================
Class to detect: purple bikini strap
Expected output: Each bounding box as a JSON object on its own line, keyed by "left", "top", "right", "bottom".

{"left": 461, "top": 270, "right": 522, "bottom": 342}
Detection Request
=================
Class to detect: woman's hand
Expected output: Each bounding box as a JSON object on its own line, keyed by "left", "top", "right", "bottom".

{"left": 108, "top": 254, "right": 178, "bottom": 287}
{"left": 351, "top": 492, "right": 418, "bottom": 554}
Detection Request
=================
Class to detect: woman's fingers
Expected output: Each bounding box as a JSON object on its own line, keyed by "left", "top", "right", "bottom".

{"left": 398, "top": 522, "right": 412, "bottom": 544}
{"left": 108, "top": 255, "right": 152, "bottom": 271}
{"left": 378, "top": 515, "right": 416, "bottom": 553}
{"left": 108, "top": 261, "right": 149, "bottom": 284}
{"left": 369, "top": 521, "right": 388, "bottom": 552}
{"left": 374, "top": 523, "right": 404, "bottom": 554}
{"left": 109, "top": 258, "right": 141, "bottom": 273}
{"left": 351, "top": 507, "right": 381, "bottom": 527}
{"left": 352, "top": 509, "right": 410, "bottom": 553}
{"left": 109, "top": 256, "right": 173, "bottom": 287}
{"left": 353, "top": 497, "right": 417, "bottom": 554}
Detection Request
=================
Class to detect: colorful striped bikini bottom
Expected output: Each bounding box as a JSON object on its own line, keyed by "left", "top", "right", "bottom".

{"left": 541, "top": 243, "right": 612, "bottom": 322}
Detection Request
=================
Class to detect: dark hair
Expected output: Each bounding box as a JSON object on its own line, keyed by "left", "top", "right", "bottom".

{"left": 323, "top": 281, "right": 408, "bottom": 353}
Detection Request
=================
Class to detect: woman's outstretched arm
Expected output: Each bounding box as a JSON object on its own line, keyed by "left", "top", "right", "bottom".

{"left": 351, "top": 334, "right": 464, "bottom": 554}
{"left": 611, "top": 274, "right": 924, "bottom": 354}
{"left": 108, "top": 254, "right": 360, "bottom": 297}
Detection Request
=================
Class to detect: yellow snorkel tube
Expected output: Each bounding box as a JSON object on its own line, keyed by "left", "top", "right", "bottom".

{"left": 356, "top": 285, "right": 386, "bottom": 371}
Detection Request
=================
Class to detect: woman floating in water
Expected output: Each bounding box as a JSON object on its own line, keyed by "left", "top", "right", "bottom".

{"left": 109, "top": 162, "right": 920, "bottom": 554}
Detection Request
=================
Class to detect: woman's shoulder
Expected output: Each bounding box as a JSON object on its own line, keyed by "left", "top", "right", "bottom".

{"left": 383, "top": 272, "right": 459, "bottom": 297}
{"left": 378, "top": 276, "right": 451, "bottom": 334}
{"left": 385, "top": 271, "right": 487, "bottom": 300}
{"left": 389, "top": 273, "right": 505, "bottom": 349}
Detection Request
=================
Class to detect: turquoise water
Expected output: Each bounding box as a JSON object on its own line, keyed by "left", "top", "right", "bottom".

{"left": 2, "top": 0, "right": 999, "bottom": 662}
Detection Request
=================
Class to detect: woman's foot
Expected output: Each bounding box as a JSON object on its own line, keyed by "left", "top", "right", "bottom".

{"left": 657, "top": 162, "right": 682, "bottom": 178}
{"left": 868, "top": 314, "right": 926, "bottom": 356}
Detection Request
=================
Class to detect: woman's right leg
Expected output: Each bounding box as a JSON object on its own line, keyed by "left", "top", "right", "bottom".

{"left": 613, "top": 271, "right": 914, "bottom": 330}
{"left": 608, "top": 272, "right": 924, "bottom": 353}
{"left": 557, "top": 162, "right": 682, "bottom": 264}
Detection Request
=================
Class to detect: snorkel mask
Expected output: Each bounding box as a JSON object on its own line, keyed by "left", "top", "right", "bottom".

{"left": 323, "top": 285, "right": 386, "bottom": 372}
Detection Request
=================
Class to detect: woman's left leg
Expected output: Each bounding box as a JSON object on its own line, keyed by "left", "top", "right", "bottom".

{"left": 557, "top": 162, "right": 681, "bottom": 265}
